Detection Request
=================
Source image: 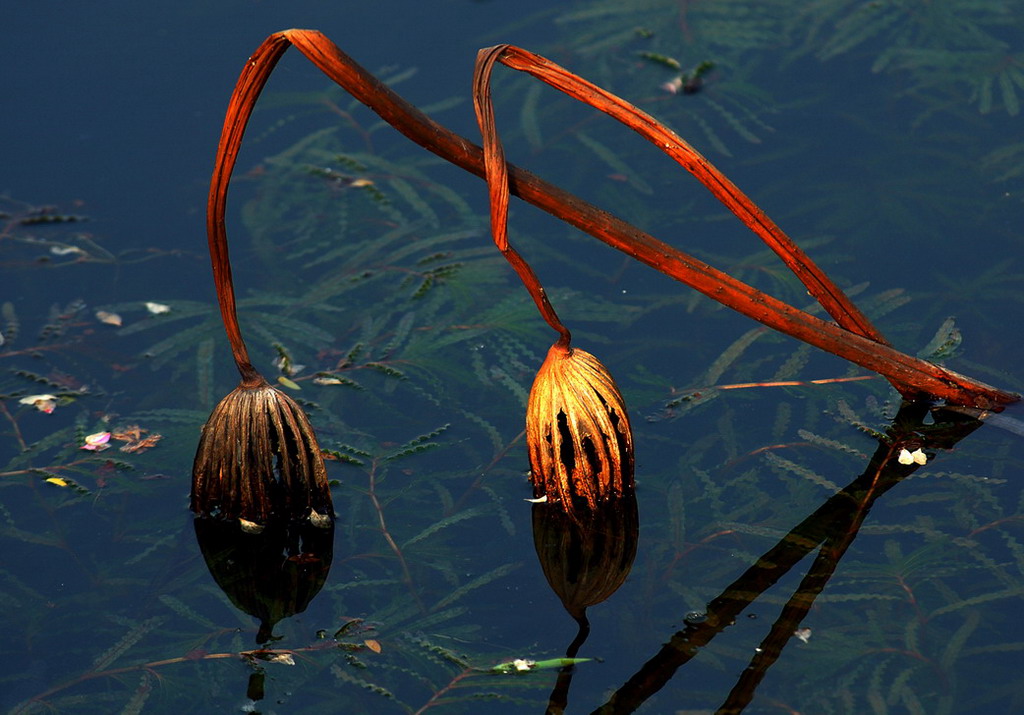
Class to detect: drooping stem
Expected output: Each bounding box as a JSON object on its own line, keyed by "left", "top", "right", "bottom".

{"left": 487, "top": 44, "right": 888, "bottom": 347}
{"left": 205, "top": 29, "right": 1017, "bottom": 408}
{"left": 473, "top": 44, "right": 571, "bottom": 346}
{"left": 206, "top": 38, "right": 294, "bottom": 386}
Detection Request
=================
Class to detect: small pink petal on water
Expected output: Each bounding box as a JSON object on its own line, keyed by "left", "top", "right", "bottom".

{"left": 82, "top": 431, "right": 112, "bottom": 450}
{"left": 661, "top": 77, "right": 684, "bottom": 94}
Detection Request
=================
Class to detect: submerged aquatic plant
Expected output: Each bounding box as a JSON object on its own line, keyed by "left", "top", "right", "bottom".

{"left": 9, "top": 16, "right": 1024, "bottom": 711}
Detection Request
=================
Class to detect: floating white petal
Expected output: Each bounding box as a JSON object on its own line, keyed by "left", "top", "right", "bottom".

{"left": 95, "top": 310, "right": 122, "bottom": 327}
{"left": 19, "top": 394, "right": 57, "bottom": 413}
{"left": 897, "top": 448, "right": 928, "bottom": 466}
{"left": 144, "top": 302, "right": 171, "bottom": 315}
{"left": 239, "top": 518, "right": 265, "bottom": 534}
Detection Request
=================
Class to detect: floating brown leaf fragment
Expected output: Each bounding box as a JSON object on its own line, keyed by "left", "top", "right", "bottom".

{"left": 113, "top": 425, "right": 145, "bottom": 442}
{"left": 121, "top": 435, "right": 162, "bottom": 453}
{"left": 95, "top": 310, "right": 122, "bottom": 327}
{"left": 111, "top": 425, "right": 163, "bottom": 453}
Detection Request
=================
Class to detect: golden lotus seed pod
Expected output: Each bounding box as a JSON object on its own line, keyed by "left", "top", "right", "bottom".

{"left": 526, "top": 341, "right": 634, "bottom": 512}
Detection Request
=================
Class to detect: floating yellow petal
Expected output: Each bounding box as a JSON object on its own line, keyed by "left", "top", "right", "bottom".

{"left": 277, "top": 376, "right": 301, "bottom": 390}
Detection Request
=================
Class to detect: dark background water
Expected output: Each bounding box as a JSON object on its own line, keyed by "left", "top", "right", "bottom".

{"left": 4, "top": 1, "right": 1024, "bottom": 713}
{"left": 3, "top": 1, "right": 555, "bottom": 300}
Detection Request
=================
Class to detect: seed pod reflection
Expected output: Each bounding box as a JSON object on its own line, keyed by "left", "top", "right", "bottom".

{"left": 526, "top": 341, "right": 634, "bottom": 514}
{"left": 532, "top": 494, "right": 639, "bottom": 621}
{"left": 194, "top": 517, "right": 334, "bottom": 644}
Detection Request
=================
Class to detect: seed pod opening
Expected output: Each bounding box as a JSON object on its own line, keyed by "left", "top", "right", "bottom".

{"left": 191, "top": 379, "right": 334, "bottom": 527}
{"left": 526, "top": 342, "right": 634, "bottom": 512}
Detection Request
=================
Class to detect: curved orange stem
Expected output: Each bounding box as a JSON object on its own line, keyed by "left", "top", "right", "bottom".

{"left": 203, "top": 29, "right": 1017, "bottom": 408}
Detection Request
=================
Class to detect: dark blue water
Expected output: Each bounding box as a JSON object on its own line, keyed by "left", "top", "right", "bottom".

{"left": 4, "top": 1, "right": 1024, "bottom": 713}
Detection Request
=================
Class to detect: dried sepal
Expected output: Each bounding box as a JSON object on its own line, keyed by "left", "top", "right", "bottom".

{"left": 526, "top": 341, "right": 634, "bottom": 512}
{"left": 191, "top": 379, "right": 333, "bottom": 526}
